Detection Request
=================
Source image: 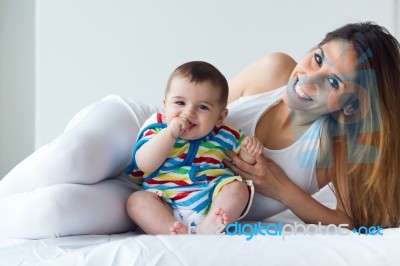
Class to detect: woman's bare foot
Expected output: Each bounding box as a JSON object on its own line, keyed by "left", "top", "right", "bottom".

{"left": 198, "top": 207, "right": 229, "bottom": 235}
{"left": 170, "top": 221, "right": 188, "bottom": 235}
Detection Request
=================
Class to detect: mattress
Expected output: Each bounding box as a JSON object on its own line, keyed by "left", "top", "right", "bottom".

{"left": 1, "top": 229, "right": 400, "bottom": 266}
{"left": 1, "top": 187, "right": 399, "bottom": 265}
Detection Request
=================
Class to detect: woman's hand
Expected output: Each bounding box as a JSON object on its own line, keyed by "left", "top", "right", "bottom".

{"left": 224, "top": 150, "right": 354, "bottom": 226}
{"left": 224, "top": 150, "right": 294, "bottom": 202}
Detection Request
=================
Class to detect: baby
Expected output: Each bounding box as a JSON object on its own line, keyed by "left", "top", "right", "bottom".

{"left": 125, "top": 61, "right": 263, "bottom": 234}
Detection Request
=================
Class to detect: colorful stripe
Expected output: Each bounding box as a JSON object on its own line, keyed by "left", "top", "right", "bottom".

{"left": 126, "top": 113, "right": 249, "bottom": 215}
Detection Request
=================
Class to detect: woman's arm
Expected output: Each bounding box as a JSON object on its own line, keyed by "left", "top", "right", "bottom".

{"left": 224, "top": 151, "right": 354, "bottom": 227}
{"left": 279, "top": 177, "right": 353, "bottom": 227}
{"left": 228, "top": 53, "right": 297, "bottom": 104}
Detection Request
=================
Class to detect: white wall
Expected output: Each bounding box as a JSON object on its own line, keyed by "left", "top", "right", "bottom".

{"left": 35, "top": 0, "right": 396, "bottom": 147}
{"left": 0, "top": 0, "right": 397, "bottom": 178}
{"left": 0, "top": 0, "right": 35, "bottom": 178}
{"left": 397, "top": 0, "right": 400, "bottom": 38}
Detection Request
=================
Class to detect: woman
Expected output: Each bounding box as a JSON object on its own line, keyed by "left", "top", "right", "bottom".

{"left": 0, "top": 22, "right": 399, "bottom": 238}
{"left": 224, "top": 22, "right": 400, "bottom": 229}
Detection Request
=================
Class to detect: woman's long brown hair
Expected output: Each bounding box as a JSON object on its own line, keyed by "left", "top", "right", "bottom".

{"left": 319, "top": 22, "right": 400, "bottom": 228}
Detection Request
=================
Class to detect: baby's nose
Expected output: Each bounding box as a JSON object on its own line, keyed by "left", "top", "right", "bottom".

{"left": 182, "top": 106, "right": 195, "bottom": 117}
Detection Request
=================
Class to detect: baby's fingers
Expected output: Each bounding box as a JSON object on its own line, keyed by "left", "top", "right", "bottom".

{"left": 241, "top": 137, "right": 249, "bottom": 147}
{"left": 244, "top": 136, "right": 260, "bottom": 155}
{"left": 179, "top": 119, "right": 190, "bottom": 132}
{"left": 255, "top": 139, "right": 264, "bottom": 154}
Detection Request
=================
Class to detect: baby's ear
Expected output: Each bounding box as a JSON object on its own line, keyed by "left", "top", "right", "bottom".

{"left": 217, "top": 109, "right": 228, "bottom": 126}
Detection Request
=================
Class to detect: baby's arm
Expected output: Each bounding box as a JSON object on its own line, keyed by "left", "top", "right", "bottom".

{"left": 135, "top": 117, "right": 189, "bottom": 173}
{"left": 238, "top": 136, "right": 263, "bottom": 165}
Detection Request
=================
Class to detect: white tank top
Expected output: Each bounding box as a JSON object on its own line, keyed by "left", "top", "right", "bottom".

{"left": 225, "top": 86, "right": 323, "bottom": 220}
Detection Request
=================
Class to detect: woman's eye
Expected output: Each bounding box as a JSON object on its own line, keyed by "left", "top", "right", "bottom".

{"left": 328, "top": 77, "right": 339, "bottom": 89}
{"left": 314, "top": 53, "right": 323, "bottom": 66}
{"left": 198, "top": 105, "right": 209, "bottom": 111}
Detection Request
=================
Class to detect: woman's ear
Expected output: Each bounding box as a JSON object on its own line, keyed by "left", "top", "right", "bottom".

{"left": 217, "top": 109, "right": 228, "bottom": 126}
{"left": 343, "top": 105, "right": 355, "bottom": 116}
{"left": 343, "top": 99, "right": 359, "bottom": 116}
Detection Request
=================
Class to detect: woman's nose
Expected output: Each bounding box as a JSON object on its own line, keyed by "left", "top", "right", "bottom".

{"left": 300, "top": 75, "right": 319, "bottom": 86}
{"left": 299, "top": 75, "right": 319, "bottom": 96}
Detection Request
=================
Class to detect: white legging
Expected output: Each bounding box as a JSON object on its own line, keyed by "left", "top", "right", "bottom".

{"left": 0, "top": 95, "right": 160, "bottom": 239}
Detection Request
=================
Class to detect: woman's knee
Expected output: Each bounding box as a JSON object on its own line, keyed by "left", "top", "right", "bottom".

{"left": 17, "top": 188, "right": 74, "bottom": 238}
{"left": 45, "top": 134, "right": 111, "bottom": 183}
{"left": 29, "top": 182, "right": 134, "bottom": 237}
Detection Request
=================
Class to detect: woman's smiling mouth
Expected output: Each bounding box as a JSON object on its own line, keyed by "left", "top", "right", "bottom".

{"left": 293, "top": 78, "right": 313, "bottom": 102}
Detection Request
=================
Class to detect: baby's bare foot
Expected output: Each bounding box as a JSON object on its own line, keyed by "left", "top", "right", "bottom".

{"left": 198, "top": 207, "right": 228, "bottom": 235}
{"left": 170, "top": 221, "right": 188, "bottom": 235}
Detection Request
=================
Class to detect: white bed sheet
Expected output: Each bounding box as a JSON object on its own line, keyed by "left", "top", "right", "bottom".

{"left": 1, "top": 187, "right": 399, "bottom": 266}
{"left": 1, "top": 228, "right": 400, "bottom": 266}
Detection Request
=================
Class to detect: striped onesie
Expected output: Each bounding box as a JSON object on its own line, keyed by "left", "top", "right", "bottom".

{"left": 125, "top": 113, "right": 253, "bottom": 224}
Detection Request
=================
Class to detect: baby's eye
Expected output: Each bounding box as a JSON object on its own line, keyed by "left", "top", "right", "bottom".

{"left": 198, "top": 104, "right": 210, "bottom": 111}
{"left": 328, "top": 77, "right": 339, "bottom": 89}
{"left": 175, "top": 101, "right": 185, "bottom": 106}
{"left": 314, "top": 52, "right": 323, "bottom": 66}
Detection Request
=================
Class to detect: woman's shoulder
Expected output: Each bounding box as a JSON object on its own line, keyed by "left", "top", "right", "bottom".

{"left": 228, "top": 52, "right": 297, "bottom": 103}
{"left": 243, "top": 52, "right": 297, "bottom": 96}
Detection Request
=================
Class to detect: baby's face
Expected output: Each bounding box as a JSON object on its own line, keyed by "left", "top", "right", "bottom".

{"left": 163, "top": 77, "right": 227, "bottom": 140}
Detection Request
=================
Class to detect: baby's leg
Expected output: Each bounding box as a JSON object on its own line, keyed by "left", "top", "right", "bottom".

{"left": 0, "top": 96, "right": 156, "bottom": 196}
{"left": 0, "top": 179, "right": 136, "bottom": 239}
{"left": 199, "top": 181, "right": 249, "bottom": 234}
{"left": 126, "top": 191, "right": 186, "bottom": 234}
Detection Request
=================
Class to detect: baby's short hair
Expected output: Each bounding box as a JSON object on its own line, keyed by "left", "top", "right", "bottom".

{"left": 165, "top": 61, "right": 229, "bottom": 107}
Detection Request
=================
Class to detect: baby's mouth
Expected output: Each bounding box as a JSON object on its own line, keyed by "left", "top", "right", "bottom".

{"left": 189, "top": 122, "right": 196, "bottom": 130}
{"left": 187, "top": 121, "right": 196, "bottom": 131}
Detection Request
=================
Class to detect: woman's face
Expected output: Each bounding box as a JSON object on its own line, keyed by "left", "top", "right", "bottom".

{"left": 283, "top": 39, "right": 359, "bottom": 118}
